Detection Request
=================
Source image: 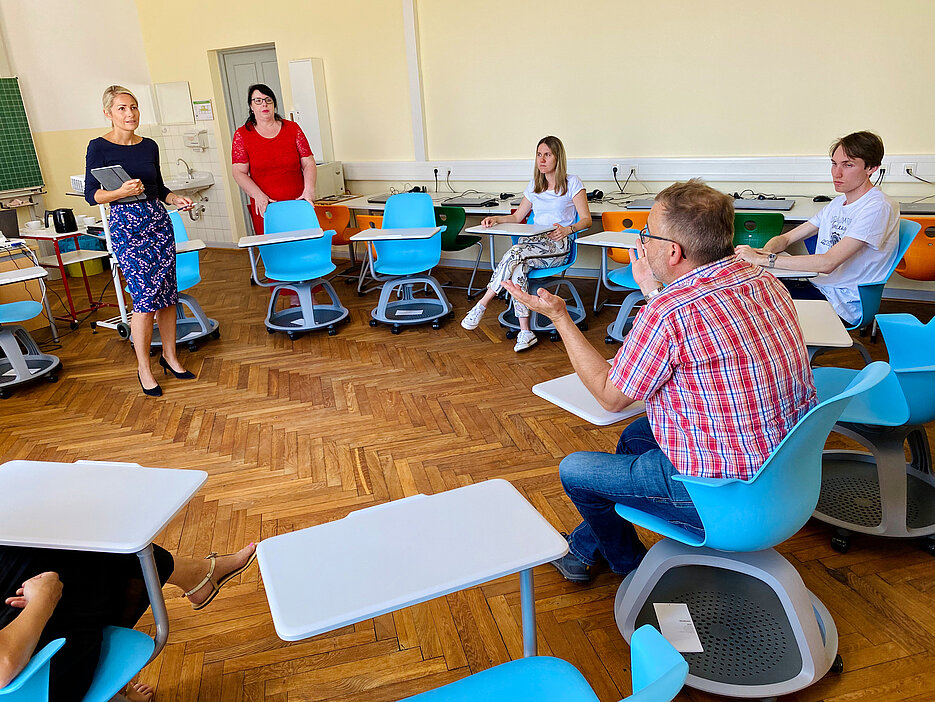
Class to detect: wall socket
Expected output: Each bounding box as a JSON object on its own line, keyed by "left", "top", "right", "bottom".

{"left": 901, "top": 162, "right": 918, "bottom": 176}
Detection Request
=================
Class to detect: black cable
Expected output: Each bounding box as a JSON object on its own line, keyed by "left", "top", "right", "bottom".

{"left": 874, "top": 167, "right": 886, "bottom": 187}
{"left": 613, "top": 166, "right": 622, "bottom": 192}
{"left": 446, "top": 170, "right": 456, "bottom": 193}
{"left": 620, "top": 169, "right": 633, "bottom": 193}
{"left": 434, "top": 168, "right": 439, "bottom": 192}
{"left": 907, "top": 168, "right": 934, "bottom": 185}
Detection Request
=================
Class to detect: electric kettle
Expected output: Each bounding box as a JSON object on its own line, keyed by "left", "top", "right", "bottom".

{"left": 44, "top": 208, "right": 78, "bottom": 233}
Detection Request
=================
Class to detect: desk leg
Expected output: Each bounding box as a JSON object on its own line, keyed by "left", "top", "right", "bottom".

{"left": 519, "top": 567, "right": 537, "bottom": 657}
{"left": 137, "top": 544, "right": 169, "bottom": 664}
{"left": 51, "top": 241, "right": 78, "bottom": 323}
{"left": 594, "top": 249, "right": 608, "bottom": 314}
{"left": 488, "top": 233, "right": 496, "bottom": 271}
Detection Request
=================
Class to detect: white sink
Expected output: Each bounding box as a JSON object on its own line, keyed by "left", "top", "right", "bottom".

{"left": 164, "top": 170, "right": 214, "bottom": 192}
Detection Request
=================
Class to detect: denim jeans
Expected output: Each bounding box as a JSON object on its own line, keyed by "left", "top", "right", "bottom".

{"left": 560, "top": 417, "right": 704, "bottom": 575}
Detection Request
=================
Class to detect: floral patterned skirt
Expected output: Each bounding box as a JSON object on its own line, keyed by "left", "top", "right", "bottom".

{"left": 108, "top": 199, "right": 178, "bottom": 313}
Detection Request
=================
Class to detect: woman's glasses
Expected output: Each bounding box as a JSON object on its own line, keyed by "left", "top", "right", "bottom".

{"left": 251, "top": 97, "right": 275, "bottom": 106}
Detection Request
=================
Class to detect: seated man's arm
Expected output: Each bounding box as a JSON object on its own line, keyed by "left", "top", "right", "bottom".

{"left": 0, "top": 572, "right": 62, "bottom": 688}
{"left": 503, "top": 282, "right": 637, "bottom": 412}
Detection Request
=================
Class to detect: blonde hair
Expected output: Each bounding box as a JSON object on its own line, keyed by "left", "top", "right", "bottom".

{"left": 102, "top": 85, "right": 137, "bottom": 111}
{"left": 532, "top": 136, "right": 568, "bottom": 196}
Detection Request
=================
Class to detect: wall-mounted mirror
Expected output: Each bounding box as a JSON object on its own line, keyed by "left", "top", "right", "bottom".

{"left": 154, "top": 81, "right": 194, "bottom": 125}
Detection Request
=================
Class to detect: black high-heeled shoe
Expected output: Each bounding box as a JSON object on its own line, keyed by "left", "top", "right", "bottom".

{"left": 159, "top": 355, "right": 196, "bottom": 380}
{"left": 138, "top": 372, "right": 163, "bottom": 397}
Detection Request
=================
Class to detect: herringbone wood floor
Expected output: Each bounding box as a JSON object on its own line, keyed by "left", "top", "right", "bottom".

{"left": 4, "top": 250, "right": 935, "bottom": 701}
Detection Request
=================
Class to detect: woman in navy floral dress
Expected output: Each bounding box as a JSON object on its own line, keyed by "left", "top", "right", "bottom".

{"left": 85, "top": 86, "right": 195, "bottom": 396}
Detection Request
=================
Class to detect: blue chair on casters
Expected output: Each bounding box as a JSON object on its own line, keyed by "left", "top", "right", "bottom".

{"left": 498, "top": 213, "right": 588, "bottom": 342}
{"left": 399, "top": 624, "right": 686, "bottom": 702}
{"left": 165, "top": 211, "right": 219, "bottom": 351}
{"left": 365, "top": 193, "right": 452, "bottom": 334}
{"left": 255, "top": 200, "right": 349, "bottom": 339}
{"left": 0, "top": 626, "right": 154, "bottom": 702}
{"left": 812, "top": 313, "right": 935, "bottom": 553}
{"left": 810, "top": 218, "right": 921, "bottom": 365}
{"left": 0, "top": 272, "right": 60, "bottom": 399}
{"left": 613, "top": 362, "right": 891, "bottom": 699}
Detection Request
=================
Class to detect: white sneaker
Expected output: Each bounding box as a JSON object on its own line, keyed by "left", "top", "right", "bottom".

{"left": 513, "top": 330, "right": 538, "bottom": 352}
{"left": 461, "top": 303, "right": 486, "bottom": 330}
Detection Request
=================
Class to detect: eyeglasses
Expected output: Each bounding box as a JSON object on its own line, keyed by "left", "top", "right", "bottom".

{"left": 251, "top": 97, "right": 275, "bottom": 105}
{"left": 638, "top": 226, "right": 679, "bottom": 247}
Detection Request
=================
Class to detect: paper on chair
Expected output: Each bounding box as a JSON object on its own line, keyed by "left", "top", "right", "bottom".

{"left": 653, "top": 602, "right": 703, "bottom": 653}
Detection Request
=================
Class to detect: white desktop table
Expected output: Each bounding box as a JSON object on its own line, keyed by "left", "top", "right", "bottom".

{"left": 257, "top": 478, "right": 568, "bottom": 656}
{"left": 237, "top": 227, "right": 325, "bottom": 249}
{"left": 794, "top": 299, "right": 854, "bottom": 358}
{"left": 464, "top": 223, "right": 554, "bottom": 270}
{"left": 0, "top": 460, "right": 207, "bottom": 664}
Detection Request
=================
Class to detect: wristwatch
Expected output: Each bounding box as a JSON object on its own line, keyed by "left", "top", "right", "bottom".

{"left": 767, "top": 253, "right": 777, "bottom": 269}
{"left": 644, "top": 286, "right": 664, "bottom": 301}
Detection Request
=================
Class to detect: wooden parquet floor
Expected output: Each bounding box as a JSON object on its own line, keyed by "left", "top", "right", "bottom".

{"left": 3, "top": 250, "right": 935, "bottom": 701}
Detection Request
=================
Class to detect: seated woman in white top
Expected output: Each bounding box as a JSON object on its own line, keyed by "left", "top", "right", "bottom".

{"left": 461, "top": 136, "right": 591, "bottom": 351}
{"left": 736, "top": 131, "right": 899, "bottom": 325}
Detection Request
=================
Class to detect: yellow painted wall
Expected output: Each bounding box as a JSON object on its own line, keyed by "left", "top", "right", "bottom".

{"left": 33, "top": 128, "right": 108, "bottom": 215}
{"left": 418, "top": 0, "right": 935, "bottom": 159}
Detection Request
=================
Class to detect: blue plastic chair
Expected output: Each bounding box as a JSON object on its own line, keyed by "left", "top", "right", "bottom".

{"left": 613, "top": 362, "right": 891, "bottom": 698}
{"left": 811, "top": 218, "right": 921, "bottom": 365}
{"left": 254, "top": 200, "right": 348, "bottom": 339}
{"left": 0, "top": 273, "right": 60, "bottom": 398}
{"left": 399, "top": 625, "right": 686, "bottom": 702}
{"left": 0, "top": 626, "right": 154, "bottom": 702}
{"left": 498, "top": 212, "right": 587, "bottom": 340}
{"left": 813, "top": 314, "right": 935, "bottom": 551}
{"left": 366, "top": 193, "right": 452, "bottom": 333}
{"left": 165, "top": 211, "right": 219, "bottom": 351}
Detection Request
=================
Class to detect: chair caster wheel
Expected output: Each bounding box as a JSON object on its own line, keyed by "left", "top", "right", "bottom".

{"left": 505, "top": 330, "right": 517, "bottom": 340}
{"left": 369, "top": 319, "right": 378, "bottom": 327}
{"left": 187, "top": 342, "right": 198, "bottom": 352}
{"left": 923, "top": 539, "right": 935, "bottom": 556}
{"left": 210, "top": 329, "right": 221, "bottom": 340}
{"left": 830, "top": 535, "right": 850, "bottom": 553}
{"left": 432, "top": 321, "right": 441, "bottom": 329}
{"left": 830, "top": 654, "right": 844, "bottom": 674}
{"left": 391, "top": 325, "right": 401, "bottom": 335}
{"left": 288, "top": 332, "right": 299, "bottom": 340}
{"left": 327, "top": 326, "right": 337, "bottom": 336}
{"left": 90, "top": 321, "right": 98, "bottom": 333}
{"left": 577, "top": 323, "right": 588, "bottom": 331}
{"left": 47, "top": 374, "right": 58, "bottom": 383}
{"left": 605, "top": 335, "right": 615, "bottom": 344}
{"left": 69, "top": 320, "right": 79, "bottom": 330}
{"left": 266, "top": 327, "right": 275, "bottom": 334}
{"left": 549, "top": 332, "right": 560, "bottom": 342}
{"left": 0, "top": 388, "right": 8, "bottom": 399}
{"left": 149, "top": 347, "right": 157, "bottom": 356}
{"left": 250, "top": 277, "right": 257, "bottom": 286}
{"left": 358, "top": 291, "right": 365, "bottom": 297}
{"left": 116, "top": 322, "right": 131, "bottom": 340}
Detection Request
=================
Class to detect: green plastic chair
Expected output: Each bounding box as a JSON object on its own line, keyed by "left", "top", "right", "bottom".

{"left": 435, "top": 206, "right": 483, "bottom": 298}
{"left": 733, "top": 212, "right": 784, "bottom": 248}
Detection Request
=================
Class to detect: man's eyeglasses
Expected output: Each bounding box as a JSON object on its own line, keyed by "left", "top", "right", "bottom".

{"left": 638, "top": 226, "right": 679, "bottom": 247}
{"left": 251, "top": 97, "right": 275, "bottom": 105}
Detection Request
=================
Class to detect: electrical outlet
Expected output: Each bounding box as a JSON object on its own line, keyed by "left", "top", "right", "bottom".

{"left": 902, "top": 162, "right": 918, "bottom": 176}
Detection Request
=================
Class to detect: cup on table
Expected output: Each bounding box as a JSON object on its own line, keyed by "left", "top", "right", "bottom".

{"left": 25, "top": 220, "right": 43, "bottom": 229}
{"left": 82, "top": 215, "right": 96, "bottom": 226}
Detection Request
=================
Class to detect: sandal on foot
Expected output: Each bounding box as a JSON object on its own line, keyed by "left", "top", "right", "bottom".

{"left": 185, "top": 548, "right": 257, "bottom": 611}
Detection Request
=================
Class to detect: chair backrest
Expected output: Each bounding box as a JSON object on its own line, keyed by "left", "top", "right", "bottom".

{"left": 676, "top": 361, "right": 892, "bottom": 552}
{"left": 732, "top": 212, "right": 784, "bottom": 249}
{"left": 169, "top": 210, "right": 201, "bottom": 291}
{"left": 851, "top": 218, "right": 921, "bottom": 329}
{"left": 372, "top": 193, "right": 442, "bottom": 272}
{"left": 602, "top": 211, "right": 649, "bottom": 264}
{"left": 435, "top": 206, "right": 467, "bottom": 250}
{"left": 0, "top": 638, "right": 63, "bottom": 700}
{"left": 314, "top": 205, "right": 351, "bottom": 244}
{"left": 257, "top": 200, "right": 335, "bottom": 281}
{"left": 356, "top": 214, "right": 383, "bottom": 230}
{"left": 895, "top": 216, "right": 935, "bottom": 281}
{"left": 876, "top": 313, "right": 935, "bottom": 425}
{"left": 625, "top": 625, "right": 689, "bottom": 701}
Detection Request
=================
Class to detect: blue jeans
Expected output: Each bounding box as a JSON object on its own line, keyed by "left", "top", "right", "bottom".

{"left": 561, "top": 417, "right": 704, "bottom": 575}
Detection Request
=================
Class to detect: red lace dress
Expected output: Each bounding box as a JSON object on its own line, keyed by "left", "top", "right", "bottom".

{"left": 231, "top": 119, "right": 313, "bottom": 234}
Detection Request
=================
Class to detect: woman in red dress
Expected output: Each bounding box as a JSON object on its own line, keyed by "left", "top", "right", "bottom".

{"left": 231, "top": 83, "right": 317, "bottom": 234}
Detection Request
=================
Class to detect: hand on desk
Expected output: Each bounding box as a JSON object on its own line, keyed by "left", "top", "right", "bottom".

{"left": 735, "top": 244, "right": 769, "bottom": 267}
{"left": 547, "top": 224, "right": 571, "bottom": 241}
{"left": 480, "top": 215, "right": 502, "bottom": 228}
{"left": 4, "top": 571, "right": 62, "bottom": 610}
{"left": 502, "top": 281, "right": 568, "bottom": 322}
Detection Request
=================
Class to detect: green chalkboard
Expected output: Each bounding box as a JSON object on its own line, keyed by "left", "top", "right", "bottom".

{"left": 0, "top": 77, "right": 43, "bottom": 193}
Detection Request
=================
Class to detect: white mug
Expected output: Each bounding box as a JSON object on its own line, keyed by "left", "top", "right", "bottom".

{"left": 25, "top": 220, "right": 43, "bottom": 229}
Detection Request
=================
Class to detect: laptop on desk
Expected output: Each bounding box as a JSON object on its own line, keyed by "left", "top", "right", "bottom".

{"left": 734, "top": 198, "right": 794, "bottom": 211}
{"left": 899, "top": 202, "right": 935, "bottom": 216}
{"left": 366, "top": 193, "right": 395, "bottom": 204}
{"left": 441, "top": 194, "right": 500, "bottom": 207}
{"left": 626, "top": 199, "right": 656, "bottom": 210}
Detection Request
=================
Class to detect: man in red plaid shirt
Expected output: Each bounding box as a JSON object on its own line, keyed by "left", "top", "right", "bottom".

{"left": 504, "top": 179, "right": 816, "bottom": 582}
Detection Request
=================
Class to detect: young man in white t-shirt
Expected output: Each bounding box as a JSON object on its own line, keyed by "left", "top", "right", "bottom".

{"left": 736, "top": 131, "right": 899, "bottom": 325}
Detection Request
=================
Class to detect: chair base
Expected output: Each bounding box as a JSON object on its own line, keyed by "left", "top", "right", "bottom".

{"left": 0, "top": 324, "right": 61, "bottom": 398}
{"left": 144, "top": 293, "right": 219, "bottom": 350}
{"left": 815, "top": 424, "right": 935, "bottom": 542}
{"left": 614, "top": 539, "right": 838, "bottom": 698}
{"left": 266, "top": 279, "right": 349, "bottom": 338}
{"left": 604, "top": 290, "right": 646, "bottom": 344}
{"left": 498, "top": 277, "right": 586, "bottom": 336}
{"left": 369, "top": 275, "right": 451, "bottom": 330}
{"left": 809, "top": 339, "right": 872, "bottom": 367}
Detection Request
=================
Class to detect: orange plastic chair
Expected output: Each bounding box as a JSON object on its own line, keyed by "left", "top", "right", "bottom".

{"left": 895, "top": 216, "right": 935, "bottom": 281}
{"left": 602, "top": 211, "right": 649, "bottom": 265}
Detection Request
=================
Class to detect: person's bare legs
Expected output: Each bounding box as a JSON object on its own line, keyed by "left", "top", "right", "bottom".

{"left": 130, "top": 311, "right": 157, "bottom": 389}
{"left": 154, "top": 305, "right": 187, "bottom": 374}
{"left": 166, "top": 543, "right": 256, "bottom": 607}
